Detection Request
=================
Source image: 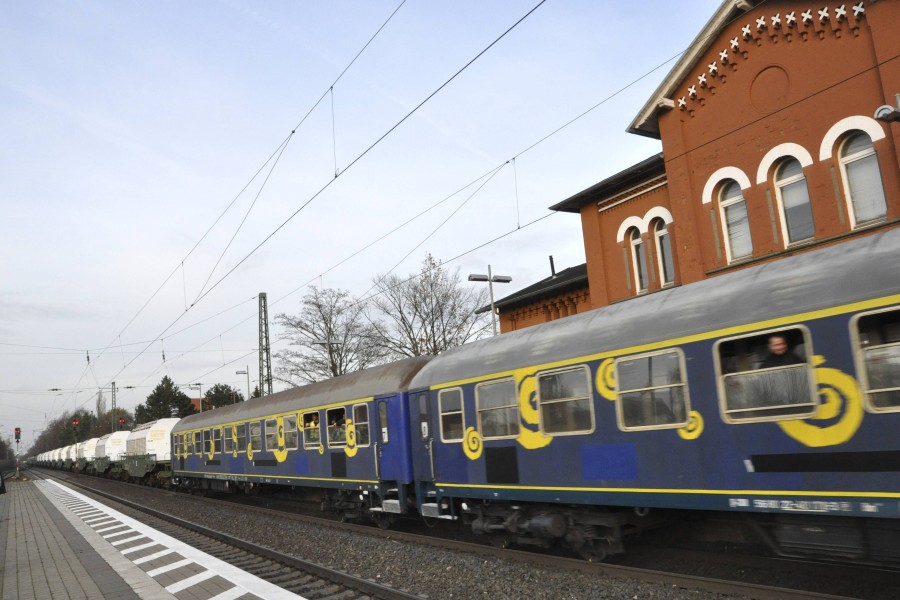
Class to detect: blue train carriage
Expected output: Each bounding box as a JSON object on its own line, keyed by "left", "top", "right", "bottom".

{"left": 408, "top": 228, "right": 900, "bottom": 562}
{"left": 171, "top": 356, "right": 430, "bottom": 526}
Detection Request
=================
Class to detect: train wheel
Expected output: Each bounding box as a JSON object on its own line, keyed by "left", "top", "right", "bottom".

{"left": 577, "top": 541, "right": 609, "bottom": 563}
{"left": 373, "top": 513, "right": 394, "bottom": 530}
{"left": 488, "top": 534, "right": 510, "bottom": 549}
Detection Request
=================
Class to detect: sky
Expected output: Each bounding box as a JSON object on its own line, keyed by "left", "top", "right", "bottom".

{"left": 1, "top": 0, "right": 722, "bottom": 449}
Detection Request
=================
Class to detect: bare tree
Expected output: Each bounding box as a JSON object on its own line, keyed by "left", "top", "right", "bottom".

{"left": 274, "top": 287, "right": 386, "bottom": 386}
{"left": 369, "top": 254, "right": 491, "bottom": 358}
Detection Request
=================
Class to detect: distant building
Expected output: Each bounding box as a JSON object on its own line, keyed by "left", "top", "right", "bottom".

{"left": 494, "top": 0, "right": 897, "bottom": 329}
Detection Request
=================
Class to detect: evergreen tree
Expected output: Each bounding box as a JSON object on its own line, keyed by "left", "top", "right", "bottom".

{"left": 134, "top": 376, "right": 196, "bottom": 424}
{"left": 204, "top": 383, "right": 243, "bottom": 409}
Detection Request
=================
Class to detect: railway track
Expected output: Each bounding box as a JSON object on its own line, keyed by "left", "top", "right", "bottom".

{"left": 35, "top": 468, "right": 893, "bottom": 600}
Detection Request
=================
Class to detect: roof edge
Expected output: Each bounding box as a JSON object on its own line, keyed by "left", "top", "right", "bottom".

{"left": 627, "top": 0, "right": 758, "bottom": 138}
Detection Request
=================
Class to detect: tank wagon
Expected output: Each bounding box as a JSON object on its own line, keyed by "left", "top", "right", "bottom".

{"left": 124, "top": 418, "right": 180, "bottom": 486}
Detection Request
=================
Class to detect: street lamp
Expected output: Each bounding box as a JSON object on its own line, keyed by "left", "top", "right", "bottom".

{"left": 189, "top": 383, "right": 203, "bottom": 412}
{"left": 468, "top": 265, "right": 512, "bottom": 336}
{"left": 235, "top": 368, "right": 250, "bottom": 402}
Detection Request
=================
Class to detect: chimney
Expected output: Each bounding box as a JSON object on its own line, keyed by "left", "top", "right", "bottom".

{"left": 549, "top": 255, "right": 556, "bottom": 277}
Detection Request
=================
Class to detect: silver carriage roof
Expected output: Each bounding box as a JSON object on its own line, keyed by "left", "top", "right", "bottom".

{"left": 172, "top": 355, "right": 432, "bottom": 432}
{"left": 410, "top": 227, "right": 900, "bottom": 388}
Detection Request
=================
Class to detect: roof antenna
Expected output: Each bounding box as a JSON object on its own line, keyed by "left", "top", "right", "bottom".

{"left": 549, "top": 255, "right": 556, "bottom": 277}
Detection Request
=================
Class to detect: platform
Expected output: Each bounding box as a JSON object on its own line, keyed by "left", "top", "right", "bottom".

{"left": 0, "top": 478, "right": 305, "bottom": 600}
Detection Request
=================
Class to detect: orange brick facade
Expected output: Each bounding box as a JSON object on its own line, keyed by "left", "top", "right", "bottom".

{"left": 509, "top": 0, "right": 899, "bottom": 325}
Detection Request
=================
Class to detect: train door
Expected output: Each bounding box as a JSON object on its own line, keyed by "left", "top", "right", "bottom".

{"left": 410, "top": 389, "right": 435, "bottom": 482}
{"left": 375, "top": 399, "right": 395, "bottom": 481}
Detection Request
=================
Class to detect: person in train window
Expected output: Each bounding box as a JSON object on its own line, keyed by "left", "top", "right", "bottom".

{"left": 760, "top": 334, "right": 805, "bottom": 368}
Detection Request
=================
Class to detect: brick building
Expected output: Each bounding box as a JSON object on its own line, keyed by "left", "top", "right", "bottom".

{"left": 494, "top": 0, "right": 898, "bottom": 329}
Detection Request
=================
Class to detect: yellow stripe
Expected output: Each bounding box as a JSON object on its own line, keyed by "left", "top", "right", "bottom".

{"left": 432, "top": 293, "right": 900, "bottom": 390}
{"left": 436, "top": 481, "right": 900, "bottom": 498}
{"left": 177, "top": 469, "right": 377, "bottom": 485}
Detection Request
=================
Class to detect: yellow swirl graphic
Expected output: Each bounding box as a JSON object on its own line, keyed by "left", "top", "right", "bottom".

{"left": 247, "top": 436, "right": 254, "bottom": 461}
{"left": 595, "top": 358, "right": 617, "bottom": 401}
{"left": 273, "top": 416, "right": 289, "bottom": 463}
{"left": 318, "top": 443, "right": 325, "bottom": 455}
{"left": 231, "top": 426, "right": 239, "bottom": 458}
{"left": 344, "top": 420, "right": 358, "bottom": 457}
{"left": 515, "top": 370, "right": 552, "bottom": 450}
{"left": 207, "top": 428, "right": 218, "bottom": 460}
{"left": 463, "top": 426, "right": 483, "bottom": 460}
{"left": 677, "top": 410, "right": 704, "bottom": 440}
{"left": 778, "top": 356, "right": 863, "bottom": 447}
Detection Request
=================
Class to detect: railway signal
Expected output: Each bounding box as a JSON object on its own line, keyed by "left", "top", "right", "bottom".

{"left": 14, "top": 427, "right": 21, "bottom": 442}
{"left": 118, "top": 417, "right": 126, "bottom": 430}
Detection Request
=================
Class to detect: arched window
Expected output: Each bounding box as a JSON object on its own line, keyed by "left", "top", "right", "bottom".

{"left": 774, "top": 158, "right": 814, "bottom": 244}
{"left": 653, "top": 219, "right": 675, "bottom": 286}
{"left": 629, "top": 228, "right": 649, "bottom": 293}
{"left": 840, "top": 132, "right": 887, "bottom": 227}
{"left": 718, "top": 181, "right": 752, "bottom": 262}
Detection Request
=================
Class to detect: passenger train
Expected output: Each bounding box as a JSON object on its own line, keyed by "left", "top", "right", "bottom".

{"left": 39, "top": 227, "right": 900, "bottom": 562}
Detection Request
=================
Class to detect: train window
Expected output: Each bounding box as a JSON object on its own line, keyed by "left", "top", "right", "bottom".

{"left": 236, "top": 423, "right": 247, "bottom": 452}
{"left": 379, "top": 402, "right": 389, "bottom": 443}
{"left": 615, "top": 349, "right": 689, "bottom": 430}
{"left": 302, "top": 412, "right": 321, "bottom": 449}
{"left": 352, "top": 404, "right": 370, "bottom": 447}
{"left": 284, "top": 415, "right": 299, "bottom": 450}
{"left": 203, "top": 430, "right": 213, "bottom": 454}
{"left": 476, "top": 379, "right": 519, "bottom": 439}
{"left": 213, "top": 428, "right": 222, "bottom": 454}
{"left": 193, "top": 432, "right": 202, "bottom": 455}
{"left": 716, "top": 327, "right": 816, "bottom": 422}
{"left": 326, "top": 407, "right": 348, "bottom": 447}
{"left": 265, "top": 419, "right": 278, "bottom": 451}
{"left": 224, "top": 426, "right": 234, "bottom": 454}
{"left": 186, "top": 433, "right": 194, "bottom": 455}
{"left": 418, "top": 393, "right": 430, "bottom": 439}
{"left": 854, "top": 308, "right": 900, "bottom": 411}
{"left": 537, "top": 365, "right": 593, "bottom": 435}
{"left": 249, "top": 421, "right": 262, "bottom": 452}
{"left": 439, "top": 388, "right": 465, "bottom": 442}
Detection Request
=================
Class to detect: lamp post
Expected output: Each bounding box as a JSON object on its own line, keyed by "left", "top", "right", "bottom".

{"left": 468, "top": 265, "right": 512, "bottom": 336}
{"left": 189, "top": 383, "right": 203, "bottom": 412}
{"left": 235, "top": 368, "right": 250, "bottom": 402}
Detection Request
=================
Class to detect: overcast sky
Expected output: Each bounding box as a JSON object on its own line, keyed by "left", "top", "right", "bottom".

{"left": 1, "top": 0, "right": 720, "bottom": 448}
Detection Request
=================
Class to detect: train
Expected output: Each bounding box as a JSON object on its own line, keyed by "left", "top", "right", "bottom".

{"left": 38, "top": 226, "right": 900, "bottom": 563}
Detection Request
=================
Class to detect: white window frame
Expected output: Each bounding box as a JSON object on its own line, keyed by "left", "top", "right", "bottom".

{"left": 352, "top": 403, "right": 371, "bottom": 447}
{"left": 773, "top": 158, "right": 814, "bottom": 246}
{"left": 839, "top": 132, "right": 888, "bottom": 229}
{"left": 302, "top": 412, "right": 321, "bottom": 449}
{"left": 714, "top": 326, "right": 818, "bottom": 424}
{"left": 851, "top": 306, "right": 900, "bottom": 413}
{"left": 718, "top": 181, "right": 752, "bottom": 263}
{"left": 475, "top": 378, "right": 520, "bottom": 440}
{"left": 283, "top": 414, "right": 299, "bottom": 450}
{"left": 614, "top": 348, "right": 690, "bottom": 431}
{"left": 438, "top": 387, "right": 465, "bottom": 442}
{"left": 536, "top": 364, "right": 595, "bottom": 436}
{"left": 629, "top": 228, "right": 649, "bottom": 293}
{"left": 653, "top": 219, "right": 675, "bottom": 286}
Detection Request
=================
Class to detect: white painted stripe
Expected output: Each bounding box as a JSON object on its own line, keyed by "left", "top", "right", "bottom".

{"left": 147, "top": 558, "right": 193, "bottom": 577}
{"left": 40, "top": 480, "right": 306, "bottom": 599}
{"left": 120, "top": 541, "right": 160, "bottom": 555}
{"left": 103, "top": 529, "right": 135, "bottom": 539}
{"left": 96, "top": 524, "right": 128, "bottom": 534}
{"left": 207, "top": 586, "right": 249, "bottom": 600}
{"left": 84, "top": 516, "right": 114, "bottom": 524}
{"left": 90, "top": 518, "right": 119, "bottom": 527}
{"left": 165, "top": 570, "right": 215, "bottom": 593}
{"left": 132, "top": 548, "right": 175, "bottom": 565}
{"left": 111, "top": 534, "right": 147, "bottom": 546}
